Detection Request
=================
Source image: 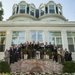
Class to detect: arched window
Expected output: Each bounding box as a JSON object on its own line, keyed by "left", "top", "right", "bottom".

{"left": 49, "top": 5, "right": 55, "bottom": 13}
{"left": 20, "top": 5, "right": 25, "bottom": 13}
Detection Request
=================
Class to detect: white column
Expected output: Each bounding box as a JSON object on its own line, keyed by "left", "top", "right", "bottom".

{"left": 34, "top": 9, "right": 36, "bottom": 17}
{"left": 15, "top": 8, "right": 16, "bottom": 14}
{"left": 54, "top": 5, "right": 56, "bottom": 14}
{"left": 5, "top": 30, "right": 12, "bottom": 50}
{"left": 48, "top": 5, "right": 49, "bottom": 14}
{"left": 44, "top": 30, "right": 49, "bottom": 43}
{"left": 29, "top": 6, "right": 31, "bottom": 15}
{"left": 26, "top": 30, "right": 30, "bottom": 42}
{"left": 61, "top": 30, "right": 68, "bottom": 50}
{"left": 44, "top": 6, "right": 45, "bottom": 15}
{"left": 25, "top": 5, "right": 27, "bottom": 14}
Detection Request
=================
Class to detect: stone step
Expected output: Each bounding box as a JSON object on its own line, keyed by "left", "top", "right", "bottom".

{"left": 10, "top": 59, "right": 63, "bottom": 73}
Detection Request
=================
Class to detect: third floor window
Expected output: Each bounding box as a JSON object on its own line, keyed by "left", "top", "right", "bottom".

{"left": 49, "top": 5, "right": 55, "bottom": 13}
{"left": 20, "top": 5, "right": 25, "bottom": 13}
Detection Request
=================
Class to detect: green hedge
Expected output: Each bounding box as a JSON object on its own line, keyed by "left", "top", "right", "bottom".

{"left": 0, "top": 61, "right": 11, "bottom": 73}
{"left": 63, "top": 61, "right": 75, "bottom": 73}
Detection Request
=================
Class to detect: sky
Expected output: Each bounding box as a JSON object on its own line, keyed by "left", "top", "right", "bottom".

{"left": 0, "top": 0, "right": 75, "bottom": 21}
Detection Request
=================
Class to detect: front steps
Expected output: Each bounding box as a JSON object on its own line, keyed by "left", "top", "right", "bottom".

{"left": 10, "top": 59, "right": 63, "bottom": 73}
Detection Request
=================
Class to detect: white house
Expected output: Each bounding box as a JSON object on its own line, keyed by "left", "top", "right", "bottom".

{"left": 0, "top": 0, "right": 75, "bottom": 60}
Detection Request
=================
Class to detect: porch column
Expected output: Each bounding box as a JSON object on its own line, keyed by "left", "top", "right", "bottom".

{"left": 61, "top": 30, "right": 68, "bottom": 50}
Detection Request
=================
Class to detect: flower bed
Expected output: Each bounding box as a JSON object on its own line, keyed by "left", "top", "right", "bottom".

{"left": 0, "top": 72, "right": 75, "bottom": 75}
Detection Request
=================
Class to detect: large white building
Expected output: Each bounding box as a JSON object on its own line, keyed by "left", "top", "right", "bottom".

{"left": 0, "top": 0, "right": 75, "bottom": 60}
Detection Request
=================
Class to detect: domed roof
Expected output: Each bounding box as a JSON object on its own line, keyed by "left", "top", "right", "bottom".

{"left": 47, "top": 0, "right": 56, "bottom": 5}
{"left": 18, "top": 0, "right": 27, "bottom": 5}
{"left": 7, "top": 0, "right": 68, "bottom": 21}
{"left": 39, "top": 14, "right": 68, "bottom": 21}
{"left": 7, "top": 14, "right": 37, "bottom": 21}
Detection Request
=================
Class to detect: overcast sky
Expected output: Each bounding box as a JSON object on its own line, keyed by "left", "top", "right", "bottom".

{"left": 0, "top": 0, "right": 75, "bottom": 21}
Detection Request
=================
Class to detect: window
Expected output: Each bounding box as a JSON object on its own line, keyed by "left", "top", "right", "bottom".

{"left": 0, "top": 32, "right": 6, "bottom": 52}
{"left": 56, "top": 6, "right": 58, "bottom": 14}
{"left": 20, "top": 5, "right": 25, "bottom": 13}
{"left": 67, "top": 32, "right": 75, "bottom": 52}
{"left": 27, "top": 7, "right": 29, "bottom": 14}
{"left": 49, "top": 5, "right": 55, "bottom": 13}
{"left": 30, "top": 7, "right": 34, "bottom": 16}
{"left": 12, "top": 31, "right": 25, "bottom": 46}
{"left": 31, "top": 31, "right": 43, "bottom": 43}
{"left": 38, "top": 31, "right": 43, "bottom": 43}
{"left": 40, "top": 7, "right": 44, "bottom": 16}
{"left": 45, "top": 6, "right": 48, "bottom": 14}
{"left": 31, "top": 31, "right": 36, "bottom": 42}
{"left": 49, "top": 32, "right": 62, "bottom": 47}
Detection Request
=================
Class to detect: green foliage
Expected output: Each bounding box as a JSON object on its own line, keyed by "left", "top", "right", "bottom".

{"left": 0, "top": 61, "right": 11, "bottom": 73}
{"left": 63, "top": 61, "right": 75, "bottom": 73}
{"left": 0, "top": 2, "right": 4, "bottom": 21}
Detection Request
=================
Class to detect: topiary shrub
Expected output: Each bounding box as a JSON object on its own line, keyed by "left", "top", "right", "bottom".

{"left": 0, "top": 61, "right": 11, "bottom": 73}
{"left": 63, "top": 61, "right": 75, "bottom": 73}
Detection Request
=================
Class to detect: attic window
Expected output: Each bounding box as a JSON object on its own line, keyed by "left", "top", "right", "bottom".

{"left": 49, "top": 5, "right": 55, "bottom": 13}
{"left": 20, "top": 5, "right": 25, "bottom": 13}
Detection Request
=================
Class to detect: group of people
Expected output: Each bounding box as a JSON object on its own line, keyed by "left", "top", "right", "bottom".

{"left": 4, "top": 41, "right": 72, "bottom": 64}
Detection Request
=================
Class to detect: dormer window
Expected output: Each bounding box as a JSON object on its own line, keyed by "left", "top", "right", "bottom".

{"left": 49, "top": 5, "right": 55, "bottom": 13}
{"left": 40, "top": 7, "right": 44, "bottom": 16}
{"left": 30, "top": 7, "right": 34, "bottom": 16}
{"left": 20, "top": 5, "right": 25, "bottom": 13}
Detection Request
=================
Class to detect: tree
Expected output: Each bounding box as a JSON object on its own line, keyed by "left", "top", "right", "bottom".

{"left": 0, "top": 2, "right": 4, "bottom": 21}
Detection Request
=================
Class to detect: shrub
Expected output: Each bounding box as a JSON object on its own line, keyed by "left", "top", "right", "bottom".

{"left": 0, "top": 61, "right": 11, "bottom": 73}
{"left": 63, "top": 61, "right": 75, "bottom": 73}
